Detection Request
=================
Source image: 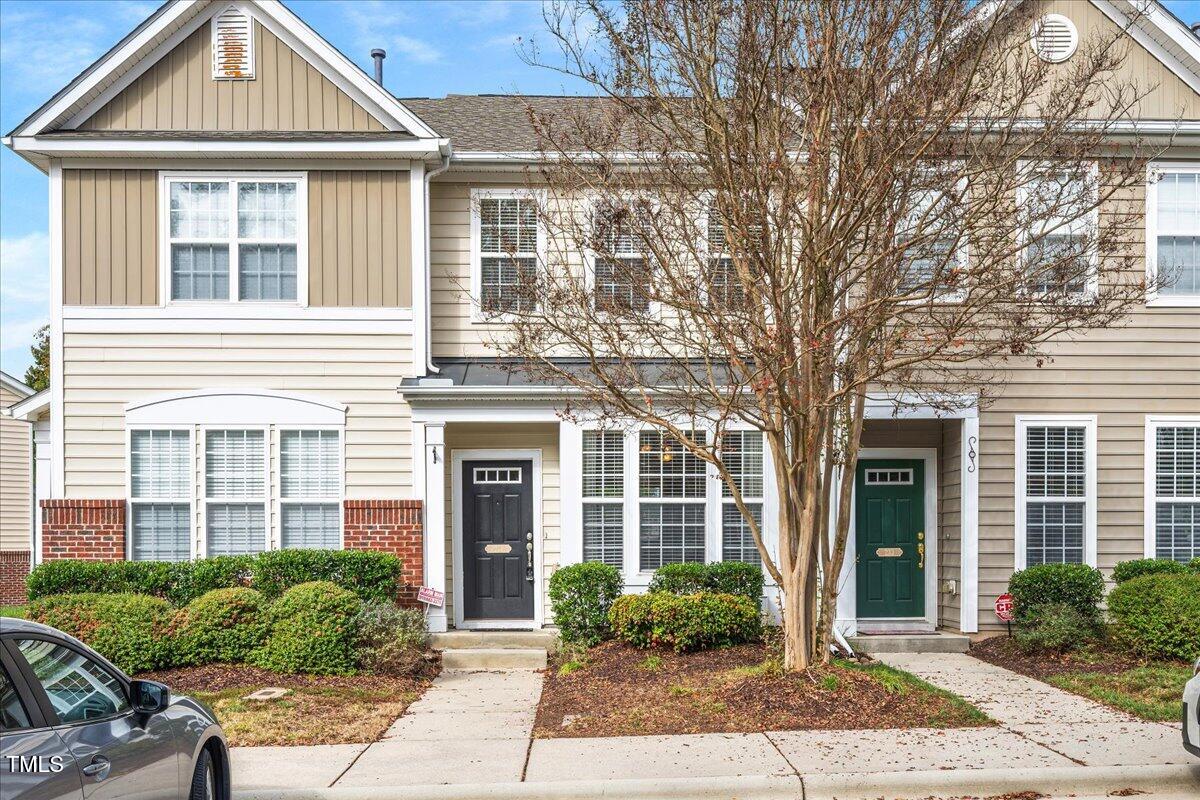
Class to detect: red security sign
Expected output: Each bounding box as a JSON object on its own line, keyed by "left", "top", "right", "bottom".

{"left": 994, "top": 593, "right": 1015, "bottom": 622}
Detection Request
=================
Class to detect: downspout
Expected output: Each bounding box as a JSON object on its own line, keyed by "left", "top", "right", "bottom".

{"left": 423, "top": 150, "right": 452, "bottom": 375}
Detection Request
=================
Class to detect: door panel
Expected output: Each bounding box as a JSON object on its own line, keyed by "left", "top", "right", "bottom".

{"left": 462, "top": 460, "right": 535, "bottom": 621}
{"left": 855, "top": 459, "right": 926, "bottom": 619}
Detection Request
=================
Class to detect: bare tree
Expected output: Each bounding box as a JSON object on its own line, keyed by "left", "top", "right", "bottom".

{"left": 484, "top": 0, "right": 1168, "bottom": 669}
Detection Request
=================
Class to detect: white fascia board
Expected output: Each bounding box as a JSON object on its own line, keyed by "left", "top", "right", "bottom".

{"left": 7, "top": 390, "right": 50, "bottom": 421}
{"left": 9, "top": 137, "right": 447, "bottom": 157}
{"left": 0, "top": 371, "right": 34, "bottom": 399}
{"left": 1093, "top": 1, "right": 1200, "bottom": 95}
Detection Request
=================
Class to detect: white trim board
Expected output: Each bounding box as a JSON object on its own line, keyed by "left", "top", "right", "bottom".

{"left": 450, "top": 448, "right": 545, "bottom": 631}
{"left": 1143, "top": 415, "right": 1200, "bottom": 560}
{"left": 1144, "top": 161, "right": 1200, "bottom": 307}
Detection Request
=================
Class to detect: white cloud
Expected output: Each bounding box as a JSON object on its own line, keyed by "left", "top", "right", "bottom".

{"left": 389, "top": 33, "right": 442, "bottom": 65}
{"left": 340, "top": 0, "right": 442, "bottom": 66}
{"left": 0, "top": 7, "right": 112, "bottom": 98}
{"left": 0, "top": 231, "right": 50, "bottom": 376}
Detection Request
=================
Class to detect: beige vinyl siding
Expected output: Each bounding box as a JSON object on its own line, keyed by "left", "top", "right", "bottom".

{"left": 63, "top": 170, "right": 157, "bottom": 306}
{"left": 79, "top": 22, "right": 385, "bottom": 132}
{"left": 309, "top": 171, "right": 412, "bottom": 307}
{"left": 62, "top": 168, "right": 412, "bottom": 308}
{"left": 61, "top": 331, "right": 416, "bottom": 502}
{"left": 0, "top": 384, "right": 33, "bottom": 553}
{"left": 940, "top": 421, "right": 962, "bottom": 629}
{"left": 443, "top": 423, "right": 561, "bottom": 626}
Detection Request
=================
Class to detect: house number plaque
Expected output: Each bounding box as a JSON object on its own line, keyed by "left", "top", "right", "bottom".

{"left": 875, "top": 547, "right": 903, "bottom": 558}
{"left": 484, "top": 543, "right": 513, "bottom": 554}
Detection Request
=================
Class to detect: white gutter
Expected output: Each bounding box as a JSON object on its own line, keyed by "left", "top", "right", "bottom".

{"left": 422, "top": 151, "right": 452, "bottom": 374}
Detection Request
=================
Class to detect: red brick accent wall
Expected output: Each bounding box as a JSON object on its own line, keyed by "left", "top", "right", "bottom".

{"left": 343, "top": 500, "right": 423, "bottom": 605}
{"left": 0, "top": 551, "right": 31, "bottom": 605}
{"left": 40, "top": 500, "right": 126, "bottom": 562}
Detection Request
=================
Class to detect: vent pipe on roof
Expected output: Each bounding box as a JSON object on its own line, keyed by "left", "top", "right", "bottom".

{"left": 1191, "top": 22, "right": 1200, "bottom": 35}
{"left": 371, "top": 49, "right": 386, "bottom": 84}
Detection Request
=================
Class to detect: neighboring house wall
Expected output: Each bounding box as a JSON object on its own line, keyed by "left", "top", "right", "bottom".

{"left": 78, "top": 20, "right": 386, "bottom": 132}
{"left": 0, "top": 382, "right": 32, "bottom": 553}
{"left": 63, "top": 168, "right": 413, "bottom": 307}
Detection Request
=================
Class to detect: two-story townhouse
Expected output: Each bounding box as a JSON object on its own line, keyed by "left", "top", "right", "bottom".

{"left": 3, "top": 0, "right": 1197, "bottom": 642}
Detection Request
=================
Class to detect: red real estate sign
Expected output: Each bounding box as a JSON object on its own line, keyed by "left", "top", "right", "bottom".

{"left": 994, "top": 592, "right": 1015, "bottom": 622}
{"left": 417, "top": 587, "right": 445, "bottom": 607}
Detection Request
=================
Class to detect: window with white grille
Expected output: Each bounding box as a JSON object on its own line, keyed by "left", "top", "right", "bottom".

{"left": 473, "top": 467, "right": 522, "bottom": 484}
{"left": 474, "top": 194, "right": 539, "bottom": 316}
{"left": 1147, "top": 421, "right": 1199, "bottom": 563}
{"left": 204, "top": 429, "right": 267, "bottom": 556}
{"left": 212, "top": 6, "right": 255, "bottom": 80}
{"left": 865, "top": 469, "right": 914, "bottom": 486}
{"left": 639, "top": 431, "right": 706, "bottom": 570}
{"left": 1147, "top": 167, "right": 1200, "bottom": 301}
{"left": 129, "top": 429, "right": 192, "bottom": 562}
{"left": 280, "top": 430, "right": 342, "bottom": 549}
{"left": 165, "top": 175, "right": 303, "bottom": 303}
{"left": 592, "top": 202, "right": 651, "bottom": 313}
{"left": 1017, "top": 418, "right": 1095, "bottom": 567}
{"left": 721, "top": 431, "right": 764, "bottom": 564}
{"left": 582, "top": 430, "right": 624, "bottom": 568}
{"left": 897, "top": 175, "right": 968, "bottom": 297}
{"left": 1030, "top": 14, "right": 1078, "bottom": 63}
{"left": 1019, "top": 164, "right": 1097, "bottom": 297}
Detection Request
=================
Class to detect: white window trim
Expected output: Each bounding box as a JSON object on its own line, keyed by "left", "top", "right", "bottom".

{"left": 1016, "top": 160, "right": 1100, "bottom": 301}
{"left": 584, "top": 196, "right": 662, "bottom": 318}
{"left": 1014, "top": 414, "right": 1098, "bottom": 569}
{"left": 469, "top": 188, "right": 546, "bottom": 323}
{"left": 1143, "top": 415, "right": 1200, "bottom": 558}
{"left": 580, "top": 429, "right": 626, "bottom": 569}
{"left": 200, "top": 425, "right": 270, "bottom": 558}
{"left": 718, "top": 430, "right": 766, "bottom": 564}
{"left": 1145, "top": 162, "right": 1200, "bottom": 308}
{"left": 159, "top": 171, "right": 309, "bottom": 308}
{"left": 897, "top": 171, "right": 970, "bottom": 304}
{"left": 125, "top": 425, "right": 195, "bottom": 562}
{"left": 277, "top": 426, "right": 346, "bottom": 551}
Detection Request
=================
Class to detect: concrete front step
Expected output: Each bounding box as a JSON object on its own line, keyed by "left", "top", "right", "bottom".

{"left": 440, "top": 647, "right": 548, "bottom": 670}
{"left": 847, "top": 632, "right": 971, "bottom": 654}
{"left": 431, "top": 630, "right": 558, "bottom": 651}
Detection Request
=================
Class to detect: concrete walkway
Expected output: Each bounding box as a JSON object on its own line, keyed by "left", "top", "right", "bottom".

{"left": 231, "top": 656, "right": 1196, "bottom": 792}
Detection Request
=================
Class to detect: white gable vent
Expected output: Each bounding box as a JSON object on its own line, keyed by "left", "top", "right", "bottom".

{"left": 1030, "top": 14, "right": 1078, "bottom": 63}
{"left": 212, "top": 6, "right": 255, "bottom": 80}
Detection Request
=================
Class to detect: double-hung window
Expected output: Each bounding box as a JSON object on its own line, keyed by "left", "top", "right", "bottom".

{"left": 581, "top": 430, "right": 624, "bottom": 568}
{"left": 473, "top": 192, "right": 539, "bottom": 317}
{"left": 166, "top": 175, "right": 304, "bottom": 303}
{"left": 1016, "top": 416, "right": 1096, "bottom": 567}
{"left": 706, "top": 209, "right": 745, "bottom": 309}
{"left": 280, "top": 430, "right": 343, "bottom": 549}
{"left": 592, "top": 202, "right": 651, "bottom": 313}
{"left": 204, "top": 429, "right": 267, "bottom": 556}
{"left": 129, "top": 429, "right": 192, "bottom": 561}
{"left": 638, "top": 431, "right": 707, "bottom": 570}
{"left": 1019, "top": 163, "right": 1097, "bottom": 297}
{"left": 1146, "top": 166, "right": 1200, "bottom": 303}
{"left": 898, "top": 176, "right": 968, "bottom": 297}
{"left": 1145, "top": 419, "right": 1199, "bottom": 562}
{"left": 721, "top": 431, "right": 765, "bottom": 564}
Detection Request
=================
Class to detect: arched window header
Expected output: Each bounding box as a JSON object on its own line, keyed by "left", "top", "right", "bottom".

{"left": 125, "top": 389, "right": 345, "bottom": 427}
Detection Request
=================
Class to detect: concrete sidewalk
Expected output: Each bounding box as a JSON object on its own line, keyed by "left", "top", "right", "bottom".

{"left": 231, "top": 658, "right": 1197, "bottom": 793}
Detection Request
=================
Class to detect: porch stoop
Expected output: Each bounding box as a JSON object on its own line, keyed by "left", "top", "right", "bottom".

{"left": 847, "top": 632, "right": 971, "bottom": 654}
{"left": 431, "top": 630, "right": 557, "bottom": 670}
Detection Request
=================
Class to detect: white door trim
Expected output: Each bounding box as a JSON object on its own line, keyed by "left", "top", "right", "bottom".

{"left": 838, "top": 448, "right": 939, "bottom": 635}
{"left": 451, "top": 448, "right": 544, "bottom": 631}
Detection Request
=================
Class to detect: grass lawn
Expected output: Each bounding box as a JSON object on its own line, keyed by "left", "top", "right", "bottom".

{"left": 0, "top": 605, "right": 28, "bottom": 619}
{"left": 971, "top": 635, "right": 1189, "bottom": 723}
{"left": 137, "top": 663, "right": 435, "bottom": 747}
{"left": 536, "top": 640, "right": 991, "bottom": 738}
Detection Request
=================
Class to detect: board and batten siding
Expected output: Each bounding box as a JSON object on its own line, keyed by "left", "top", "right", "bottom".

{"left": 442, "top": 423, "right": 561, "bottom": 627}
{"left": 60, "top": 331, "right": 417, "bottom": 501}
{"left": 78, "top": 21, "right": 385, "bottom": 132}
{"left": 0, "top": 383, "right": 33, "bottom": 553}
{"left": 62, "top": 169, "right": 412, "bottom": 307}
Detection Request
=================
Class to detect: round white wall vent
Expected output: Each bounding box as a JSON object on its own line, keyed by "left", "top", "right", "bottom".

{"left": 1031, "top": 14, "right": 1079, "bottom": 63}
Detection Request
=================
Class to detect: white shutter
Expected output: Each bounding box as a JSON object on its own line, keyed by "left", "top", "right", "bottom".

{"left": 1031, "top": 15, "right": 1077, "bottom": 64}
{"left": 212, "top": 6, "right": 255, "bottom": 80}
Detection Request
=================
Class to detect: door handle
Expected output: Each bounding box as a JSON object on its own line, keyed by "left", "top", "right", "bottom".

{"left": 525, "top": 531, "right": 534, "bottom": 581}
{"left": 917, "top": 543, "right": 925, "bottom": 570}
{"left": 81, "top": 756, "right": 111, "bottom": 781}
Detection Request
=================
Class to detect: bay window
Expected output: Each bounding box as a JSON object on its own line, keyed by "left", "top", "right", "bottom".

{"left": 1147, "top": 166, "right": 1199, "bottom": 303}
{"left": 129, "top": 429, "right": 192, "bottom": 562}
{"left": 165, "top": 174, "right": 304, "bottom": 304}
{"left": 1146, "top": 419, "right": 1199, "bottom": 562}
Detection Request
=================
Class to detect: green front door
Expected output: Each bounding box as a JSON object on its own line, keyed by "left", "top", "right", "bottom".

{"left": 855, "top": 459, "right": 925, "bottom": 619}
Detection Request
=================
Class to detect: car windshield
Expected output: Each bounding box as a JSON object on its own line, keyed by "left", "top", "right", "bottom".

{"left": 15, "top": 639, "right": 130, "bottom": 724}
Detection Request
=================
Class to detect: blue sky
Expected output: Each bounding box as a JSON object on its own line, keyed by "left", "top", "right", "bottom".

{"left": 1, "top": 0, "right": 1198, "bottom": 379}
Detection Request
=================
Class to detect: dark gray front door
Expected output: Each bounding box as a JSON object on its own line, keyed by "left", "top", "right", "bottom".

{"left": 462, "top": 460, "right": 535, "bottom": 621}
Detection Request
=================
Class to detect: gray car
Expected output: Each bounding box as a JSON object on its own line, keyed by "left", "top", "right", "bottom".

{"left": 0, "top": 617, "right": 229, "bottom": 800}
{"left": 1185, "top": 657, "right": 1200, "bottom": 759}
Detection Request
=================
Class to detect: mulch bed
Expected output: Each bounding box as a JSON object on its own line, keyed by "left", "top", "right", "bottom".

{"left": 969, "top": 634, "right": 1147, "bottom": 680}
{"left": 535, "top": 640, "right": 990, "bottom": 738}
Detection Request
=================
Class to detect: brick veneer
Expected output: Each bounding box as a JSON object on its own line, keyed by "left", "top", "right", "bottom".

{"left": 0, "top": 550, "right": 31, "bottom": 605}
{"left": 343, "top": 500, "right": 424, "bottom": 605}
{"left": 40, "top": 499, "right": 126, "bottom": 562}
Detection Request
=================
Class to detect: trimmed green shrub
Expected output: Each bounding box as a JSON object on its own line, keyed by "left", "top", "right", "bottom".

{"left": 1189, "top": 558, "right": 1200, "bottom": 574}
{"left": 26, "top": 559, "right": 180, "bottom": 601}
{"left": 1107, "top": 573, "right": 1200, "bottom": 662}
{"left": 167, "top": 556, "right": 254, "bottom": 606}
{"left": 251, "top": 550, "right": 402, "bottom": 603}
{"left": 648, "top": 562, "right": 765, "bottom": 604}
{"left": 252, "top": 581, "right": 361, "bottom": 674}
{"left": 609, "top": 592, "right": 762, "bottom": 652}
{"left": 549, "top": 563, "right": 623, "bottom": 646}
{"left": 173, "top": 588, "right": 268, "bottom": 665}
{"left": 1111, "top": 558, "right": 1188, "bottom": 584}
{"left": 27, "top": 593, "right": 175, "bottom": 673}
{"left": 1008, "top": 563, "right": 1104, "bottom": 622}
{"left": 1014, "top": 602, "right": 1100, "bottom": 653}
{"left": 353, "top": 602, "right": 432, "bottom": 677}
